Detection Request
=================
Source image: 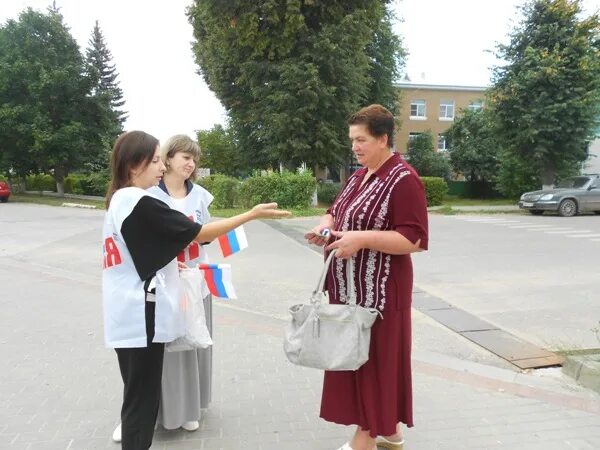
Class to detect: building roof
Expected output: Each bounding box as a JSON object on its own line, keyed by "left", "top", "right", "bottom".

{"left": 395, "top": 82, "right": 488, "bottom": 92}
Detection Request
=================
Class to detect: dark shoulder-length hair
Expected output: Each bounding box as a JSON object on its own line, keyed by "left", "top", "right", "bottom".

{"left": 105, "top": 130, "right": 159, "bottom": 208}
{"left": 347, "top": 104, "right": 395, "bottom": 148}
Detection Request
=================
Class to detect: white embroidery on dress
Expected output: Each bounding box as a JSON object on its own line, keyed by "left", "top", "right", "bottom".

{"left": 331, "top": 163, "right": 412, "bottom": 310}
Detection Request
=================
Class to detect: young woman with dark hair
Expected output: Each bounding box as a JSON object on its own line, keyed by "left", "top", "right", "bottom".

{"left": 102, "top": 130, "right": 289, "bottom": 450}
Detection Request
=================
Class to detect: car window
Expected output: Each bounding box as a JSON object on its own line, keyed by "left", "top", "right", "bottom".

{"left": 592, "top": 178, "right": 600, "bottom": 189}
{"left": 556, "top": 177, "right": 591, "bottom": 188}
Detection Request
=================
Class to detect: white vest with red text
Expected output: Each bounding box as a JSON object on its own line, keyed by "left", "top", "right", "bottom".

{"left": 102, "top": 187, "right": 183, "bottom": 348}
{"left": 148, "top": 184, "right": 214, "bottom": 297}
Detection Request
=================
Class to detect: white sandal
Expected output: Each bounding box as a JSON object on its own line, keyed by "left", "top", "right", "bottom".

{"left": 375, "top": 435, "right": 404, "bottom": 449}
{"left": 337, "top": 443, "right": 353, "bottom": 450}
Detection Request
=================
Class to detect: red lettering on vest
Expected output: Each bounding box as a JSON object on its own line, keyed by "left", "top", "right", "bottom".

{"left": 103, "top": 237, "right": 122, "bottom": 269}
{"left": 177, "top": 214, "right": 202, "bottom": 263}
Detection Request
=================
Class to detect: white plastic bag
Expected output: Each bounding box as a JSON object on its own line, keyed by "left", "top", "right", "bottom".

{"left": 166, "top": 268, "right": 213, "bottom": 352}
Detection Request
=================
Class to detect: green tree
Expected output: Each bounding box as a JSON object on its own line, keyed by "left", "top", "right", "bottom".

{"left": 187, "top": 1, "right": 404, "bottom": 171}
{"left": 85, "top": 20, "right": 127, "bottom": 170}
{"left": 197, "top": 124, "right": 245, "bottom": 177}
{"left": 406, "top": 131, "right": 451, "bottom": 179}
{"left": 489, "top": 0, "right": 600, "bottom": 188}
{"left": 445, "top": 108, "right": 501, "bottom": 182}
{"left": 364, "top": 6, "right": 405, "bottom": 113}
{"left": 0, "top": 7, "right": 102, "bottom": 193}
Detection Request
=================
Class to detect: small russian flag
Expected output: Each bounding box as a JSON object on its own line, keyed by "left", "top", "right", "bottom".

{"left": 198, "top": 263, "right": 237, "bottom": 299}
{"left": 217, "top": 226, "right": 248, "bottom": 258}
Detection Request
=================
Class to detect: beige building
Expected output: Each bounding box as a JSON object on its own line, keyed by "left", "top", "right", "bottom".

{"left": 395, "top": 83, "right": 487, "bottom": 154}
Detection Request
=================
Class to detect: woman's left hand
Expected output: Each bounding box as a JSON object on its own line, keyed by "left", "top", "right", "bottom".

{"left": 325, "top": 230, "right": 364, "bottom": 259}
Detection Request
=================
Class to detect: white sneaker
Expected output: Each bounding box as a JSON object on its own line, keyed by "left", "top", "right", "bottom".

{"left": 112, "top": 423, "right": 121, "bottom": 443}
{"left": 181, "top": 420, "right": 199, "bottom": 431}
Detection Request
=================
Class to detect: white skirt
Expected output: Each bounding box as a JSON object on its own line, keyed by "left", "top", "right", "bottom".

{"left": 157, "top": 294, "right": 212, "bottom": 429}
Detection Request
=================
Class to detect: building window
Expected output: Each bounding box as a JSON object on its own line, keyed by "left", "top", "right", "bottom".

{"left": 437, "top": 134, "right": 447, "bottom": 151}
{"left": 410, "top": 100, "right": 426, "bottom": 119}
{"left": 468, "top": 99, "right": 484, "bottom": 111}
{"left": 439, "top": 100, "right": 454, "bottom": 120}
{"left": 408, "top": 132, "right": 421, "bottom": 151}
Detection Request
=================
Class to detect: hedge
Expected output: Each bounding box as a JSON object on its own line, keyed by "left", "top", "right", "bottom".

{"left": 317, "top": 182, "right": 341, "bottom": 206}
{"left": 198, "top": 174, "right": 239, "bottom": 208}
{"left": 25, "top": 174, "right": 56, "bottom": 191}
{"left": 421, "top": 177, "right": 447, "bottom": 206}
{"left": 238, "top": 171, "right": 316, "bottom": 209}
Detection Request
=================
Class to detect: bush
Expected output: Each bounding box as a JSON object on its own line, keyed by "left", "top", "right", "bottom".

{"left": 25, "top": 174, "right": 55, "bottom": 191}
{"left": 238, "top": 171, "right": 317, "bottom": 209}
{"left": 317, "top": 182, "right": 341, "bottom": 206}
{"left": 198, "top": 174, "right": 239, "bottom": 208}
{"left": 78, "top": 172, "right": 110, "bottom": 196}
{"left": 64, "top": 175, "right": 84, "bottom": 194}
{"left": 421, "top": 177, "right": 447, "bottom": 206}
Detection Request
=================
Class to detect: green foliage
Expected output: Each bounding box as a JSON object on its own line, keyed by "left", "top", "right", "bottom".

{"left": 238, "top": 170, "right": 316, "bottom": 209}
{"left": 445, "top": 108, "right": 501, "bottom": 182}
{"left": 197, "top": 125, "right": 245, "bottom": 177}
{"left": 407, "top": 131, "right": 451, "bottom": 179}
{"left": 363, "top": 6, "right": 405, "bottom": 113}
{"left": 63, "top": 175, "right": 83, "bottom": 194}
{"left": 495, "top": 149, "right": 541, "bottom": 198}
{"left": 187, "top": 1, "right": 405, "bottom": 170}
{"left": 317, "top": 182, "right": 341, "bottom": 205}
{"left": 78, "top": 172, "right": 110, "bottom": 196}
{"left": 198, "top": 174, "right": 240, "bottom": 208}
{"left": 421, "top": 177, "right": 447, "bottom": 206}
{"left": 489, "top": 0, "right": 600, "bottom": 187}
{"left": 25, "top": 174, "right": 56, "bottom": 191}
{"left": 0, "top": 7, "right": 105, "bottom": 188}
{"left": 447, "top": 180, "right": 503, "bottom": 199}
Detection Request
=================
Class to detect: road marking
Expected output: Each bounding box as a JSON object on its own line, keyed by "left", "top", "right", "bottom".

{"left": 565, "top": 234, "right": 600, "bottom": 238}
{"left": 545, "top": 229, "right": 592, "bottom": 234}
{"left": 508, "top": 224, "right": 554, "bottom": 229}
{"left": 460, "top": 218, "right": 514, "bottom": 222}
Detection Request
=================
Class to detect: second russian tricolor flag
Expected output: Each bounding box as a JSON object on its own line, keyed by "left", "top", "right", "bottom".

{"left": 217, "top": 226, "right": 248, "bottom": 257}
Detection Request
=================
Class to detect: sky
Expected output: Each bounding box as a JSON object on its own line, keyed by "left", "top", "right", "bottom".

{"left": 1, "top": 0, "right": 600, "bottom": 141}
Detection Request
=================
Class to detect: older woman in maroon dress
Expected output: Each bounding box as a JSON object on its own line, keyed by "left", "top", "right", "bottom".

{"left": 306, "top": 104, "right": 428, "bottom": 450}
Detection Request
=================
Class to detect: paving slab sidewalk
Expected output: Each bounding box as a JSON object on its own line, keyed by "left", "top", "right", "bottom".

{"left": 0, "top": 205, "right": 599, "bottom": 450}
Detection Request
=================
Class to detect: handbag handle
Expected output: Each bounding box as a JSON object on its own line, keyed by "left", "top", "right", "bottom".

{"left": 313, "top": 249, "right": 356, "bottom": 306}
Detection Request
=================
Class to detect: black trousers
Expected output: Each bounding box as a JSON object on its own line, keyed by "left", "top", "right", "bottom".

{"left": 115, "top": 300, "right": 164, "bottom": 450}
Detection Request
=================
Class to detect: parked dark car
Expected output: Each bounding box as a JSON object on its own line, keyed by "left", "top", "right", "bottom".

{"left": 0, "top": 180, "right": 10, "bottom": 203}
{"left": 518, "top": 174, "right": 600, "bottom": 216}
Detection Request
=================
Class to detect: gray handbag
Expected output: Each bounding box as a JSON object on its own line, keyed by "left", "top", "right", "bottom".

{"left": 283, "top": 249, "right": 381, "bottom": 371}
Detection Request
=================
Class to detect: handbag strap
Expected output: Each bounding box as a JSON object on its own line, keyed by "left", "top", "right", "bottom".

{"left": 313, "top": 249, "right": 356, "bottom": 306}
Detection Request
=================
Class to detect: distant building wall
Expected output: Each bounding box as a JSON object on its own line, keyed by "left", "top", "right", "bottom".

{"left": 395, "top": 83, "right": 487, "bottom": 154}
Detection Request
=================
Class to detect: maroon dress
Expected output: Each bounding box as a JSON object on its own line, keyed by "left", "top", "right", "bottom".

{"left": 320, "top": 153, "right": 428, "bottom": 437}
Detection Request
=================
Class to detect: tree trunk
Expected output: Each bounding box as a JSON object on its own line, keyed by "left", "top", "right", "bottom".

{"left": 54, "top": 164, "right": 66, "bottom": 197}
{"left": 541, "top": 163, "right": 555, "bottom": 191}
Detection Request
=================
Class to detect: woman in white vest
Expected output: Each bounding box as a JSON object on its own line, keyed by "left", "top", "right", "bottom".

{"left": 103, "top": 130, "right": 289, "bottom": 450}
{"left": 112, "top": 135, "right": 215, "bottom": 441}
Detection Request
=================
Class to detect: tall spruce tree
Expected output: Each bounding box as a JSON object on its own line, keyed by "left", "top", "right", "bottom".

{"left": 187, "top": 0, "right": 404, "bottom": 172}
{"left": 490, "top": 0, "right": 600, "bottom": 189}
{"left": 85, "top": 20, "right": 127, "bottom": 169}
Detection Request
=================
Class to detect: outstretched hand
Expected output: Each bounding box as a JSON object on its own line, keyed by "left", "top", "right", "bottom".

{"left": 251, "top": 202, "right": 292, "bottom": 219}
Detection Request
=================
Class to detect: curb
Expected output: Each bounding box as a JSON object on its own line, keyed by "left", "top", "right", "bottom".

{"left": 562, "top": 353, "right": 600, "bottom": 393}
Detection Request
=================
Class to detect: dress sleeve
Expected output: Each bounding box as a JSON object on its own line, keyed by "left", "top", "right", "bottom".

{"left": 121, "top": 196, "right": 202, "bottom": 280}
{"left": 390, "top": 173, "right": 429, "bottom": 250}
